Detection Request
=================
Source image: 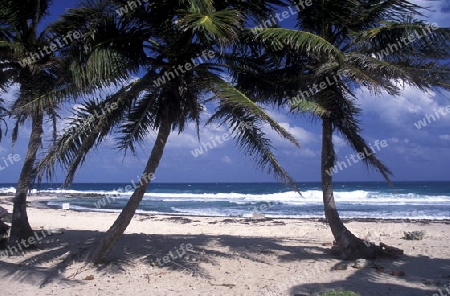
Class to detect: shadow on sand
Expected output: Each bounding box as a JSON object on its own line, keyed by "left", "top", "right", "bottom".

{"left": 0, "top": 219, "right": 448, "bottom": 296}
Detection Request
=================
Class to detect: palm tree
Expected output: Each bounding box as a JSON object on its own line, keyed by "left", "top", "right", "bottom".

{"left": 37, "top": 0, "right": 307, "bottom": 264}
{"left": 0, "top": 0, "right": 62, "bottom": 246}
{"left": 231, "top": 0, "right": 450, "bottom": 258}
{"left": 0, "top": 99, "right": 7, "bottom": 140}
{"left": 0, "top": 0, "right": 97, "bottom": 247}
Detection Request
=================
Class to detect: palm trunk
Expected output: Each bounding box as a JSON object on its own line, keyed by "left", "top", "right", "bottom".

{"left": 9, "top": 112, "right": 43, "bottom": 248}
{"left": 321, "top": 117, "right": 380, "bottom": 259}
{"left": 85, "top": 118, "right": 172, "bottom": 264}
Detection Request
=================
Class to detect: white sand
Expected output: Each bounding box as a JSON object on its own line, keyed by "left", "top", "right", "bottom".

{"left": 0, "top": 195, "right": 449, "bottom": 296}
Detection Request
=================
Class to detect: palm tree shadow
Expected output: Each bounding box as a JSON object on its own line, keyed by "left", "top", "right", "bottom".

{"left": 288, "top": 253, "right": 450, "bottom": 296}
{"left": 0, "top": 229, "right": 93, "bottom": 287}
{"left": 0, "top": 228, "right": 333, "bottom": 288}
{"left": 101, "top": 233, "right": 332, "bottom": 279}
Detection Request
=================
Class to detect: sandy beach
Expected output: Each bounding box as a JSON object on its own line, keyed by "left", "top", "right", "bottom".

{"left": 0, "top": 195, "right": 449, "bottom": 296}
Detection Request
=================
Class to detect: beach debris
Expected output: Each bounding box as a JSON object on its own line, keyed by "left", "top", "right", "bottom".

{"left": 65, "top": 193, "right": 104, "bottom": 199}
{"left": 84, "top": 275, "right": 94, "bottom": 280}
{"left": 165, "top": 217, "right": 192, "bottom": 224}
{"left": 222, "top": 218, "right": 240, "bottom": 223}
{"left": 209, "top": 282, "right": 235, "bottom": 288}
{"left": 252, "top": 213, "right": 265, "bottom": 220}
{"left": 244, "top": 217, "right": 272, "bottom": 223}
{"left": 332, "top": 263, "right": 348, "bottom": 271}
{"left": 353, "top": 259, "right": 371, "bottom": 269}
{"left": 403, "top": 230, "right": 426, "bottom": 240}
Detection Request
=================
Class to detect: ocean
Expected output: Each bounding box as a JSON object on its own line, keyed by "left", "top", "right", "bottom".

{"left": 1, "top": 181, "right": 449, "bottom": 220}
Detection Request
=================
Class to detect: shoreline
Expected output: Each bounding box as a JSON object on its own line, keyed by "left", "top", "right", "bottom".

{"left": 2, "top": 194, "right": 449, "bottom": 223}
{"left": 37, "top": 198, "right": 450, "bottom": 224}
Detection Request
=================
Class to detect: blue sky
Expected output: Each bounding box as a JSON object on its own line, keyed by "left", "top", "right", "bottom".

{"left": 0, "top": 0, "right": 449, "bottom": 184}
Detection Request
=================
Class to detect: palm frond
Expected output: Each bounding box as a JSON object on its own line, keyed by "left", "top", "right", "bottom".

{"left": 116, "top": 91, "right": 158, "bottom": 154}
{"left": 206, "top": 78, "right": 301, "bottom": 192}
{"left": 327, "top": 93, "right": 393, "bottom": 184}
{"left": 176, "top": 9, "right": 244, "bottom": 44}
{"left": 210, "top": 78, "right": 301, "bottom": 149}
{"left": 0, "top": 98, "right": 8, "bottom": 142}
{"left": 252, "top": 28, "right": 345, "bottom": 63}
{"left": 353, "top": 21, "right": 450, "bottom": 59}
{"left": 207, "top": 105, "right": 301, "bottom": 193}
{"left": 36, "top": 76, "right": 151, "bottom": 186}
{"left": 290, "top": 97, "right": 330, "bottom": 117}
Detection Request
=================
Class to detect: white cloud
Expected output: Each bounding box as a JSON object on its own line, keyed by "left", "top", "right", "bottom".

{"left": 263, "top": 122, "right": 318, "bottom": 149}
{"left": 280, "top": 123, "right": 317, "bottom": 143}
{"left": 391, "top": 137, "right": 410, "bottom": 144}
{"left": 261, "top": 109, "right": 319, "bottom": 148}
{"left": 165, "top": 107, "right": 320, "bottom": 152}
{"left": 1, "top": 83, "right": 19, "bottom": 105}
{"left": 358, "top": 84, "right": 450, "bottom": 128}
{"left": 332, "top": 135, "right": 347, "bottom": 148}
{"left": 221, "top": 155, "right": 232, "bottom": 164}
{"left": 280, "top": 147, "right": 318, "bottom": 158}
{"left": 166, "top": 120, "right": 229, "bottom": 150}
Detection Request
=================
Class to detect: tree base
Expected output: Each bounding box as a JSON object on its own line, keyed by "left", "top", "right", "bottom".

{"left": 332, "top": 238, "right": 403, "bottom": 260}
{"left": 8, "top": 227, "right": 39, "bottom": 251}
{"left": 0, "top": 219, "right": 9, "bottom": 236}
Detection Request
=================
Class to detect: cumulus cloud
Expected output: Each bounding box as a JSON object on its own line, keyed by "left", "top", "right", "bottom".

{"left": 357, "top": 83, "right": 450, "bottom": 132}
{"left": 166, "top": 120, "right": 228, "bottom": 150}
{"left": 262, "top": 109, "right": 319, "bottom": 148}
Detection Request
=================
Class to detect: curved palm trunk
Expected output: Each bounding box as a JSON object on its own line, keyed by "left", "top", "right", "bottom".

{"left": 9, "top": 112, "right": 43, "bottom": 248}
{"left": 321, "top": 117, "right": 380, "bottom": 259}
{"left": 85, "top": 118, "right": 172, "bottom": 264}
